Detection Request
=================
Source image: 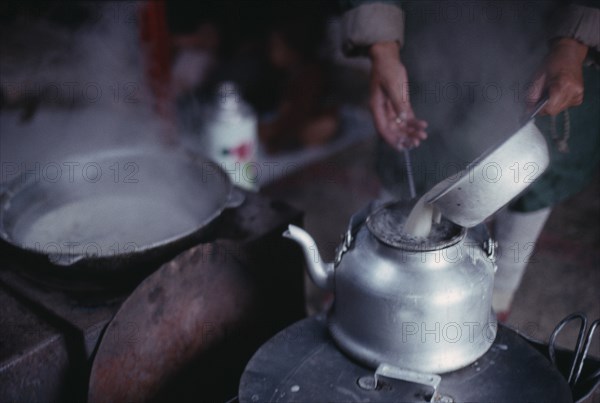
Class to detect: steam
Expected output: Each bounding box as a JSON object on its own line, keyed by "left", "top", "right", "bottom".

{"left": 0, "top": 2, "right": 166, "bottom": 175}
{"left": 400, "top": 1, "right": 553, "bottom": 163}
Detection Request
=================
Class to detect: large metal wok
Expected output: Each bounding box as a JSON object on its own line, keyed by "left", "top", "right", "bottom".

{"left": 0, "top": 147, "right": 243, "bottom": 289}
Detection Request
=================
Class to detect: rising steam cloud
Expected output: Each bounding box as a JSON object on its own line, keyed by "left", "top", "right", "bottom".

{"left": 0, "top": 2, "right": 165, "bottom": 176}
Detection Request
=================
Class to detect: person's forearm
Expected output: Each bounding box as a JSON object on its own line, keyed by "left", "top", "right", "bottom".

{"left": 549, "top": 37, "right": 588, "bottom": 65}
{"left": 528, "top": 37, "right": 588, "bottom": 115}
{"left": 369, "top": 41, "right": 401, "bottom": 61}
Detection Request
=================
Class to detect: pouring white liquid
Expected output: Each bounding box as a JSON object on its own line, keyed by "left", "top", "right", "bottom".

{"left": 403, "top": 197, "right": 433, "bottom": 238}
{"left": 403, "top": 183, "right": 445, "bottom": 238}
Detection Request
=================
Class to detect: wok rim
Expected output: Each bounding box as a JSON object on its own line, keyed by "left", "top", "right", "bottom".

{"left": 0, "top": 146, "right": 235, "bottom": 265}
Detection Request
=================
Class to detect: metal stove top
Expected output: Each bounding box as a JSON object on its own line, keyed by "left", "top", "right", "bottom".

{"left": 239, "top": 315, "right": 574, "bottom": 402}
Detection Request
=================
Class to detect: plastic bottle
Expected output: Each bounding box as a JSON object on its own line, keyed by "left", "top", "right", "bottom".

{"left": 201, "top": 82, "right": 258, "bottom": 190}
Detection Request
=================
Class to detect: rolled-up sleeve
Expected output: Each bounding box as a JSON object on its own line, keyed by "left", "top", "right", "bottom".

{"left": 553, "top": 4, "right": 600, "bottom": 52}
{"left": 341, "top": 2, "right": 405, "bottom": 56}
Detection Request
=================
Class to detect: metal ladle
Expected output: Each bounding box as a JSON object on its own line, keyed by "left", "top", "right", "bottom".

{"left": 425, "top": 97, "right": 550, "bottom": 228}
{"left": 403, "top": 148, "right": 417, "bottom": 199}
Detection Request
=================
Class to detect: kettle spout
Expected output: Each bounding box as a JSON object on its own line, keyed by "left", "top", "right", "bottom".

{"left": 283, "top": 225, "right": 334, "bottom": 291}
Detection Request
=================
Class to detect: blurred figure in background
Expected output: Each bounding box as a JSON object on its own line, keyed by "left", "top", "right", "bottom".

{"left": 167, "top": 1, "right": 340, "bottom": 154}
{"left": 258, "top": 4, "right": 339, "bottom": 153}
{"left": 340, "top": 0, "right": 599, "bottom": 319}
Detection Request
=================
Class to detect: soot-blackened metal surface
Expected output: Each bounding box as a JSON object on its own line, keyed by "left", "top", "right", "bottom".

{"left": 1, "top": 191, "right": 305, "bottom": 402}
{"left": 87, "top": 241, "right": 252, "bottom": 402}
{"left": 239, "top": 316, "right": 573, "bottom": 402}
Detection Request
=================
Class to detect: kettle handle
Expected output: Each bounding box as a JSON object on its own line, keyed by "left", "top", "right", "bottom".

{"left": 374, "top": 363, "right": 441, "bottom": 403}
{"left": 334, "top": 202, "right": 374, "bottom": 266}
{"left": 469, "top": 223, "right": 497, "bottom": 270}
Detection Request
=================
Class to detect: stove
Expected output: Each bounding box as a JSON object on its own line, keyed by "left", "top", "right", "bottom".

{"left": 0, "top": 191, "right": 306, "bottom": 402}
{"left": 239, "top": 315, "right": 600, "bottom": 402}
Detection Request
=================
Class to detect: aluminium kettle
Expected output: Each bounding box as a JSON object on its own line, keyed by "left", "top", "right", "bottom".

{"left": 284, "top": 200, "right": 498, "bottom": 374}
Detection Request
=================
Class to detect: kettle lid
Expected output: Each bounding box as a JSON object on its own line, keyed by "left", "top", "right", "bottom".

{"left": 366, "top": 201, "right": 466, "bottom": 252}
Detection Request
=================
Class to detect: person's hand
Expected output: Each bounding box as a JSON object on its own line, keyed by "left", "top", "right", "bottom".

{"left": 369, "top": 41, "right": 428, "bottom": 149}
{"left": 527, "top": 38, "right": 588, "bottom": 116}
